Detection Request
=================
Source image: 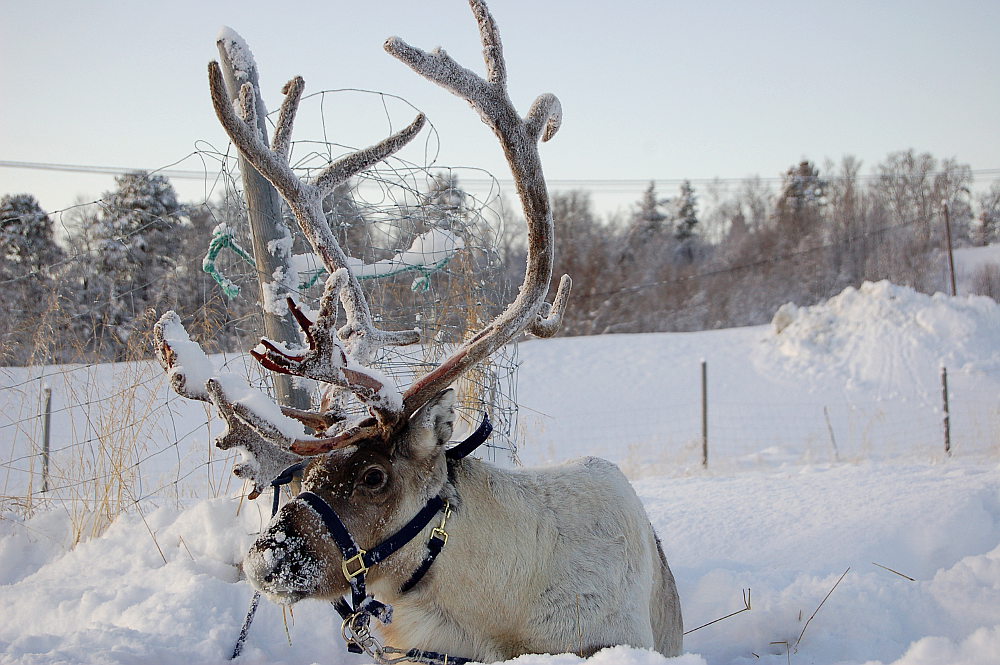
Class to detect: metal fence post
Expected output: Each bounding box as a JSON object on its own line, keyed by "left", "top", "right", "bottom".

{"left": 41, "top": 386, "right": 52, "bottom": 492}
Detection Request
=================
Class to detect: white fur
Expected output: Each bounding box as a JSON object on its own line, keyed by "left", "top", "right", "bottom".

{"left": 370, "top": 454, "right": 683, "bottom": 660}
{"left": 248, "top": 391, "right": 683, "bottom": 661}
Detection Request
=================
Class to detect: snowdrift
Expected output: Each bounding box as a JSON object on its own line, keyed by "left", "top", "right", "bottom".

{"left": 2, "top": 282, "right": 999, "bottom": 664}
{"left": 766, "top": 280, "right": 1000, "bottom": 388}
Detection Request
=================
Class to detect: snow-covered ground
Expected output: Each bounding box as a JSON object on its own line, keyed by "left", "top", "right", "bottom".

{"left": 1, "top": 281, "right": 999, "bottom": 665}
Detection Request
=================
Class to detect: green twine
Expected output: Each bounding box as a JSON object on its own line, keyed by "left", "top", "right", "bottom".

{"left": 203, "top": 227, "right": 253, "bottom": 299}
{"left": 203, "top": 226, "right": 454, "bottom": 299}
{"left": 297, "top": 256, "right": 453, "bottom": 292}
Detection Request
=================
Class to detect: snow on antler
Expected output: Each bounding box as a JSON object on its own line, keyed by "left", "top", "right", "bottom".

{"left": 160, "top": 3, "right": 575, "bottom": 476}
{"left": 206, "top": 51, "right": 423, "bottom": 425}
{"left": 383, "top": 0, "right": 573, "bottom": 422}
{"left": 154, "top": 312, "right": 304, "bottom": 494}
{"left": 148, "top": 36, "right": 442, "bottom": 496}
{"left": 204, "top": 379, "right": 301, "bottom": 500}
{"left": 251, "top": 269, "right": 404, "bottom": 422}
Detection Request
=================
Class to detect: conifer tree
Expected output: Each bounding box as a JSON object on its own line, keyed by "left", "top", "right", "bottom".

{"left": 93, "top": 171, "right": 185, "bottom": 350}
{"left": 673, "top": 180, "right": 699, "bottom": 242}
{"left": 0, "top": 194, "right": 64, "bottom": 364}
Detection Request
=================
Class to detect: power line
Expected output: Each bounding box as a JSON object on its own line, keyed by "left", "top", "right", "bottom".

{"left": 0, "top": 160, "right": 209, "bottom": 180}
{"left": 5, "top": 159, "right": 1000, "bottom": 188}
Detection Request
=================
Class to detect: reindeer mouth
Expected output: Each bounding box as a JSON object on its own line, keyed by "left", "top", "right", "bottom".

{"left": 244, "top": 533, "right": 325, "bottom": 603}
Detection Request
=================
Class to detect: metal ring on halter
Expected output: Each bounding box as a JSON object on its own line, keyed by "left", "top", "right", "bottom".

{"left": 340, "top": 612, "right": 381, "bottom": 657}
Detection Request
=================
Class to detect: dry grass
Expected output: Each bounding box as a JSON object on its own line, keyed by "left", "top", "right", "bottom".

{"left": 2, "top": 303, "right": 243, "bottom": 547}
{"left": 969, "top": 263, "right": 1000, "bottom": 300}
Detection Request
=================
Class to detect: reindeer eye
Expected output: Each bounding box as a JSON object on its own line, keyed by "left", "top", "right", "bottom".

{"left": 360, "top": 468, "right": 386, "bottom": 489}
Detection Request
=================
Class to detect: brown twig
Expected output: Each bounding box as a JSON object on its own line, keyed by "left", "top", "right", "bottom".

{"left": 872, "top": 561, "right": 915, "bottom": 581}
{"left": 684, "top": 588, "right": 752, "bottom": 635}
{"left": 796, "top": 567, "right": 850, "bottom": 648}
{"left": 178, "top": 534, "right": 195, "bottom": 561}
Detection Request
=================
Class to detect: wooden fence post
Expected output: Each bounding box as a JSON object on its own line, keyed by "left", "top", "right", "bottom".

{"left": 701, "top": 360, "right": 708, "bottom": 468}
{"left": 217, "top": 32, "right": 310, "bottom": 411}
{"left": 941, "top": 366, "right": 951, "bottom": 457}
{"left": 41, "top": 386, "right": 52, "bottom": 492}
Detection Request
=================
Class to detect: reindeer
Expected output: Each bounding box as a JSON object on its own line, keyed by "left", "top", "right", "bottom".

{"left": 154, "top": 1, "right": 682, "bottom": 661}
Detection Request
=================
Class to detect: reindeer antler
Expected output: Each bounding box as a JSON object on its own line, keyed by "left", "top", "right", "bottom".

{"left": 158, "top": 5, "right": 573, "bottom": 480}
{"left": 155, "top": 312, "right": 307, "bottom": 495}
{"left": 207, "top": 56, "right": 422, "bottom": 425}
{"left": 250, "top": 270, "right": 403, "bottom": 423}
{"left": 385, "top": 0, "right": 572, "bottom": 421}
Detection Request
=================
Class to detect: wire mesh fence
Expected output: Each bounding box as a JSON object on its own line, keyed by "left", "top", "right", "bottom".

{"left": 0, "top": 88, "right": 526, "bottom": 537}
{"left": 5, "top": 351, "right": 996, "bottom": 534}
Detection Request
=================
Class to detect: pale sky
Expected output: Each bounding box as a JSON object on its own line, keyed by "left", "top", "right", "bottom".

{"left": 2, "top": 0, "right": 999, "bottom": 218}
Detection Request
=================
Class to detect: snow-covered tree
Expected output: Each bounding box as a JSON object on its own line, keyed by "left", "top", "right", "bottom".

{"left": 873, "top": 150, "right": 972, "bottom": 245}
{"left": 547, "top": 190, "right": 616, "bottom": 335}
{"left": 775, "top": 161, "right": 827, "bottom": 239}
{"left": 0, "top": 194, "right": 64, "bottom": 364}
{"left": 973, "top": 182, "right": 1000, "bottom": 246}
{"left": 0, "top": 194, "right": 63, "bottom": 277}
{"left": 424, "top": 171, "right": 467, "bottom": 219}
{"left": 632, "top": 181, "right": 669, "bottom": 239}
{"left": 97, "top": 171, "right": 182, "bottom": 280}
{"left": 619, "top": 181, "right": 670, "bottom": 271}
{"left": 92, "top": 171, "right": 185, "bottom": 350}
{"left": 673, "top": 180, "right": 698, "bottom": 242}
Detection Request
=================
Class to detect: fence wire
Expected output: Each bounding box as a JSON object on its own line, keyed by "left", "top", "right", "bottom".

{"left": 1, "top": 88, "right": 524, "bottom": 529}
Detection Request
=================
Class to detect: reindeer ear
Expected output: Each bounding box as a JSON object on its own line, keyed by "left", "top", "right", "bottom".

{"left": 406, "top": 388, "right": 456, "bottom": 459}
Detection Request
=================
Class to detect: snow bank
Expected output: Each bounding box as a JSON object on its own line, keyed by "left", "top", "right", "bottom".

{"left": 2, "top": 282, "right": 999, "bottom": 664}
{"left": 764, "top": 280, "right": 1000, "bottom": 388}
{"left": 640, "top": 460, "right": 1000, "bottom": 664}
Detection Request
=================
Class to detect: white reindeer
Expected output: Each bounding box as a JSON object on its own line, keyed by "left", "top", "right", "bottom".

{"left": 154, "top": 1, "right": 682, "bottom": 661}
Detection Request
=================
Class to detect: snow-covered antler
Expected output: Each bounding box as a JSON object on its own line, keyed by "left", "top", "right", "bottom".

{"left": 159, "top": 3, "right": 573, "bottom": 482}
{"left": 384, "top": 0, "right": 572, "bottom": 421}
{"left": 207, "top": 55, "right": 423, "bottom": 425}
{"left": 154, "top": 312, "right": 305, "bottom": 496}
{"left": 250, "top": 270, "right": 403, "bottom": 423}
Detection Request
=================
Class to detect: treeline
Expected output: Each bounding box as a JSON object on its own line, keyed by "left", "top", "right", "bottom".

{"left": 0, "top": 172, "right": 258, "bottom": 366}
{"left": 3, "top": 149, "right": 1000, "bottom": 365}
{"left": 503, "top": 150, "right": 1000, "bottom": 335}
{"left": 0, "top": 169, "right": 504, "bottom": 366}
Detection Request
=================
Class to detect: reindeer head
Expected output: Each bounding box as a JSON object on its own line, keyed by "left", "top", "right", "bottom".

{"left": 244, "top": 389, "right": 457, "bottom": 603}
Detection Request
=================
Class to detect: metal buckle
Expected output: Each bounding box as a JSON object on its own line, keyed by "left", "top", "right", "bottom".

{"left": 431, "top": 501, "right": 452, "bottom": 545}
{"left": 342, "top": 550, "right": 369, "bottom": 580}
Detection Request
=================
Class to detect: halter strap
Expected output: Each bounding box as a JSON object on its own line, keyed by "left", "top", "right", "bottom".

{"left": 446, "top": 412, "right": 493, "bottom": 461}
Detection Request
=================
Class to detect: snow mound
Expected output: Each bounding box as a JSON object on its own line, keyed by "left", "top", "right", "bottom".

{"left": 762, "top": 281, "right": 1000, "bottom": 391}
